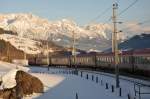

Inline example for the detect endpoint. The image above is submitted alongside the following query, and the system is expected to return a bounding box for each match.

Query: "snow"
[0,61,29,89]
[0,61,29,73]
[1,69,18,89]
[0,34,41,54]
[26,67,122,99]
[0,61,149,99]
[0,13,110,40]
[27,67,150,99]
[55,38,61,42]
[27,73,65,99]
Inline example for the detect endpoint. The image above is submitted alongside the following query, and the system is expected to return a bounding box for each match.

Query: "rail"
[134,82,150,99]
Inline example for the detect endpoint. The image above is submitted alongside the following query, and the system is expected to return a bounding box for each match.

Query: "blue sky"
[0,0,150,26]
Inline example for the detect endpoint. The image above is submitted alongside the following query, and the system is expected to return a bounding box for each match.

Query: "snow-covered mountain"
[0,13,114,51]
[0,34,41,54]
[105,33,150,52]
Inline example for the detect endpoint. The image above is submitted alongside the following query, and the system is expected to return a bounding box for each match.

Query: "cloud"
[124,22,150,32]
[122,21,150,38]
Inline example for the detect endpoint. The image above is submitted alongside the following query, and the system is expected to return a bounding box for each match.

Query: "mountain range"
[1,13,149,53]
[0,13,116,51]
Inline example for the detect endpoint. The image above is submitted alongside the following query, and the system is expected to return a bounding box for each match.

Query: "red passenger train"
[28,48,150,77]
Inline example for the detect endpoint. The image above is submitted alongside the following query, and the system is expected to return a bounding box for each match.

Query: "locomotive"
[28,48,150,76]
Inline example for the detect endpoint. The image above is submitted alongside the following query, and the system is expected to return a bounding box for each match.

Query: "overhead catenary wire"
[88,0,140,35]
[89,0,138,24]
[120,19,150,31]
[88,6,112,24]
[118,0,139,16]
[107,0,139,22]
[88,0,119,24]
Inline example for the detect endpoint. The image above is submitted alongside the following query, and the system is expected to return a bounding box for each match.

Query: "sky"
[0,0,150,27]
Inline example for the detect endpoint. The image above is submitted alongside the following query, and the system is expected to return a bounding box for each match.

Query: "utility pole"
[112,3,120,88]
[46,40,49,66]
[72,30,76,67]
[48,33,53,71]
[7,43,10,62]
[72,30,78,75]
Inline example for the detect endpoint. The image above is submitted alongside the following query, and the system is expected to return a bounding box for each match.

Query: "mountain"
[0,39,26,62]
[0,13,113,51]
[0,34,41,54]
[119,33,150,50]
[0,28,70,62]
[105,33,150,52]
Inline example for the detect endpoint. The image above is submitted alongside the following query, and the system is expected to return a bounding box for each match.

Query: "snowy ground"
[0,61,150,99]
[28,67,150,99]
[0,61,29,74]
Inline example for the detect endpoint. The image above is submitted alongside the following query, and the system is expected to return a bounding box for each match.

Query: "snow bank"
[26,73,65,99]
[0,61,30,89]
[0,61,29,73]
[12,59,28,66]
[1,69,18,89]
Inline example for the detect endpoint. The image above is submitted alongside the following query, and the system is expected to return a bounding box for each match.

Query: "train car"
[96,52,114,69]
[118,50,134,72]
[35,57,49,66]
[51,55,70,67]
[28,48,150,77]
[132,49,150,76]
[28,57,36,65]
[28,57,49,66]
[74,53,96,68]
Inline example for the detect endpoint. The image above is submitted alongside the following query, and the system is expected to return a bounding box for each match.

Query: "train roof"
[31,48,150,59]
[133,48,150,55]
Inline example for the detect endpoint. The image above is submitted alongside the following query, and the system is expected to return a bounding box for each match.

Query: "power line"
[88,6,112,24]
[121,19,150,31]
[88,0,119,24]
[118,0,139,16]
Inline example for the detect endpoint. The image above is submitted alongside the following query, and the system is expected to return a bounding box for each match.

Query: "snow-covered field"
[0,61,150,99]
[29,67,150,99]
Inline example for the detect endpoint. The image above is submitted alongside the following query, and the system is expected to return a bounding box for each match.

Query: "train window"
[103,57,105,62]
[105,57,106,62]
[120,56,122,63]
[97,57,99,61]
[98,57,100,61]
[122,57,125,63]
[108,57,111,63]
[136,56,140,64]
[137,56,142,64]
[137,56,140,64]
[100,57,101,61]
[105,57,107,62]
[104,57,106,62]
[129,56,132,64]
[106,57,107,62]
[123,57,129,63]
[147,57,150,64]
[107,57,110,62]
[134,56,137,64]
[107,57,109,62]
[142,56,150,64]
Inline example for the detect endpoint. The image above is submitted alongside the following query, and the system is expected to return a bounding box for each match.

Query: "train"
[28,48,150,77]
